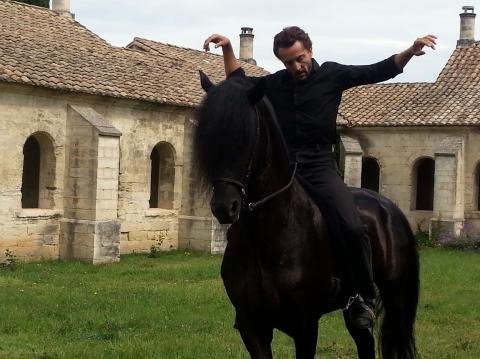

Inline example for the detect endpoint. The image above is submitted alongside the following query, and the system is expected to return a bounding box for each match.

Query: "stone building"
[338,6,480,239]
[1,0,478,264]
[0,0,265,262]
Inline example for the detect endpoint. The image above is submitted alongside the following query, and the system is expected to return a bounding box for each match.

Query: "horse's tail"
[378,207,419,359]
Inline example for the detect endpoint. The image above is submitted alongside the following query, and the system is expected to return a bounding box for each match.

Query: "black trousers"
[291,148,376,299]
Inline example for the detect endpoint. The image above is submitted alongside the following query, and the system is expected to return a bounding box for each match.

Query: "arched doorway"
[149,142,175,209]
[413,157,435,210]
[475,162,480,211]
[361,157,380,192]
[21,132,56,208]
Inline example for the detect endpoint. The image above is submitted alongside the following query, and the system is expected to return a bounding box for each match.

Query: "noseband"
[212,106,297,212]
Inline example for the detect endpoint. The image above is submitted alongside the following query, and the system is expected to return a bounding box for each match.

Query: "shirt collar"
[298,58,319,83]
[280,58,320,84]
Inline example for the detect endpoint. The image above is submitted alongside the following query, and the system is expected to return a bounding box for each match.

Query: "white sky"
[70,1,478,83]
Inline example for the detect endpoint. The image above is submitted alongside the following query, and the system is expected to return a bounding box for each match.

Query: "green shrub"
[415,230,434,248]
[1,249,17,271]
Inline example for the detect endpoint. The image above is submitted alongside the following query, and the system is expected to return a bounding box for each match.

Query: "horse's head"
[194,71,266,224]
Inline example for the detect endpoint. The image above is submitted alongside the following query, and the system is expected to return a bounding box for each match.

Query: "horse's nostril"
[230,200,239,216]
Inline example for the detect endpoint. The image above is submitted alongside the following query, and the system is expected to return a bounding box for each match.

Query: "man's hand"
[411,35,437,56]
[203,33,241,76]
[394,34,437,70]
[203,34,232,52]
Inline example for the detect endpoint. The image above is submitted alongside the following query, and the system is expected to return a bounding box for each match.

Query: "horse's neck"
[244,101,295,216]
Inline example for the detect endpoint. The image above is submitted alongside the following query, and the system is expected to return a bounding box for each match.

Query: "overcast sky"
[70,1,477,83]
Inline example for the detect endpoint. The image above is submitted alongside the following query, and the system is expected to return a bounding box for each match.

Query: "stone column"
[339,135,363,187]
[430,137,465,239]
[59,105,122,263]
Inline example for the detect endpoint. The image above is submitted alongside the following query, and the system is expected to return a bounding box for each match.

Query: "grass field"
[0,248,478,358]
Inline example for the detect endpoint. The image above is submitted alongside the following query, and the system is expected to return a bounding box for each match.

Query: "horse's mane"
[194,76,257,191]
[194,76,290,192]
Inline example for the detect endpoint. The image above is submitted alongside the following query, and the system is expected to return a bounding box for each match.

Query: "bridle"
[211,105,297,212]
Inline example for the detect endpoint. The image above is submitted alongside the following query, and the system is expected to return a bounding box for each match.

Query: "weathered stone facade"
[0,82,216,262]
[340,127,480,239]
[0,0,273,263]
[1,1,479,263]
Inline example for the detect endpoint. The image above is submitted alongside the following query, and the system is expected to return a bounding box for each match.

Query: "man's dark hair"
[273,26,312,58]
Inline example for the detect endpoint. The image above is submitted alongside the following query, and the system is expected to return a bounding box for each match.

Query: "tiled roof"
[339,42,480,127]
[127,38,267,84]
[1,1,478,126]
[0,0,267,107]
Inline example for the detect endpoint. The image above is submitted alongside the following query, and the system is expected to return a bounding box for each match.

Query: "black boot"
[345,294,376,329]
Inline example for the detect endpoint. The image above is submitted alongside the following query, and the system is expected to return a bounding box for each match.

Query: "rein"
[212,105,297,212]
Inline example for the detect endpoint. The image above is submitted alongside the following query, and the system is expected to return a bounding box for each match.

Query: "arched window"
[475,162,480,211]
[361,157,380,192]
[149,142,175,209]
[21,132,56,209]
[413,158,435,210]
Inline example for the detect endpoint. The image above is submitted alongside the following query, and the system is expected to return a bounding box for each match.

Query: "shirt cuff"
[388,54,404,76]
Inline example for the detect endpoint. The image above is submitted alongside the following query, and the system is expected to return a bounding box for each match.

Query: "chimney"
[239,27,257,65]
[52,0,74,18]
[457,5,476,48]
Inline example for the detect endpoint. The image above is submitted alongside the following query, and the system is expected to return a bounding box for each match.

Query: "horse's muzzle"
[210,183,242,224]
[211,196,241,224]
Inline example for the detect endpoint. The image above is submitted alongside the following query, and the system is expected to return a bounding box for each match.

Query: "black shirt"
[230,56,402,148]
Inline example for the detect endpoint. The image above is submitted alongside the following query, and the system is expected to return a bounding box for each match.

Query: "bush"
[1,249,17,271]
[415,230,434,248]
[416,221,480,252]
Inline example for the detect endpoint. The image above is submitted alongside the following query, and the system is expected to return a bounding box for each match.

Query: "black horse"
[194,72,419,359]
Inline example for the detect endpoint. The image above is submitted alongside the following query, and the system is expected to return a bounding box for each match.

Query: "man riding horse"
[203,27,436,330]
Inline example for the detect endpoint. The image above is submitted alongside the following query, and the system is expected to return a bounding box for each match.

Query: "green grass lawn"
[0,248,478,358]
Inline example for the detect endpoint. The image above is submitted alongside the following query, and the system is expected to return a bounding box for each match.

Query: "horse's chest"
[224,256,308,311]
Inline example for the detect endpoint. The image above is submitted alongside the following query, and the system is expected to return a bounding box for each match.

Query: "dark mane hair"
[194,77,257,190]
[273,26,312,57]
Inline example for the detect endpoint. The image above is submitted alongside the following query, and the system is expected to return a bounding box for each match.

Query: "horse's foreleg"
[293,320,319,359]
[236,314,273,359]
[342,311,375,359]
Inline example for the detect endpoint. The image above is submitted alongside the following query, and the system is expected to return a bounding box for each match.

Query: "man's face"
[277,41,313,81]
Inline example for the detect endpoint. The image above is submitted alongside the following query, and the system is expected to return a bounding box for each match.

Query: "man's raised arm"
[203,34,241,77]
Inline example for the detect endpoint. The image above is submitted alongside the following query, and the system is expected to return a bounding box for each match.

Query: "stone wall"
[0,83,66,261]
[177,113,225,252]
[0,82,215,262]
[98,102,187,254]
[340,126,480,236]
[7,80,479,261]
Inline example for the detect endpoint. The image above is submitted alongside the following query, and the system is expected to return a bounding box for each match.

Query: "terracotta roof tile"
[0,0,268,107]
[339,42,480,127]
[2,0,478,126]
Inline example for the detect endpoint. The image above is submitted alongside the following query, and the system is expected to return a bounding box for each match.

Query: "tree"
[16,0,50,8]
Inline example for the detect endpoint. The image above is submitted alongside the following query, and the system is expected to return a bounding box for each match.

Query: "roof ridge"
[3,0,52,12]
[354,81,433,89]
[134,37,224,58]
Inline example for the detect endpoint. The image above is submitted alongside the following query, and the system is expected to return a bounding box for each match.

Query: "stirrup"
[343,294,376,329]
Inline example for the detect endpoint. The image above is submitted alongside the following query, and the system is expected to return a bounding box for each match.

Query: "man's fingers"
[423,35,437,48]
[203,34,219,52]
[203,34,229,52]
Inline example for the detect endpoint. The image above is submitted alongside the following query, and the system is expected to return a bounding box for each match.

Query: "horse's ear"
[246,77,266,104]
[199,70,215,93]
